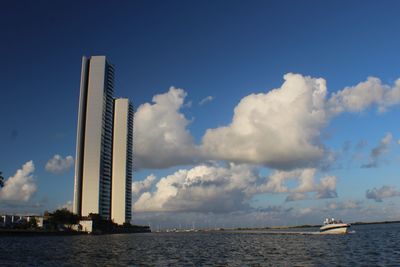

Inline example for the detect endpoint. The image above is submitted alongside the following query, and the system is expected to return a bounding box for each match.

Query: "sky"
[1,0,400,228]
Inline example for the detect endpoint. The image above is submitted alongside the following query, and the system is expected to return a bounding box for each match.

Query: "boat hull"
[320,223,350,234]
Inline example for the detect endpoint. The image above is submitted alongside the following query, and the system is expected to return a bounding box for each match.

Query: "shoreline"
[0,229,87,237]
[0,226,151,237]
[2,220,399,236]
[231,220,400,231]
[0,230,152,237]
[233,221,400,230]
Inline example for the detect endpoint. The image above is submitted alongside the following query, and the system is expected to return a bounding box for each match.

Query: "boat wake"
[232,230,355,235]
[270,230,356,235]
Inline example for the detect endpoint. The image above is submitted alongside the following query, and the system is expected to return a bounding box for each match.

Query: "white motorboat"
[320,218,350,234]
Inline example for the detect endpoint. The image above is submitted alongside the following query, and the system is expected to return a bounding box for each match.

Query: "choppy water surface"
[1,223,400,266]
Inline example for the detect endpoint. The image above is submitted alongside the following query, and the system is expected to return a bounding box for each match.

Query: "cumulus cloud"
[362,132,392,168]
[132,174,156,196]
[284,170,337,201]
[366,186,400,202]
[133,163,337,213]
[201,73,329,170]
[248,168,337,200]
[133,87,199,169]
[133,74,400,171]
[133,164,258,213]
[285,176,337,201]
[328,77,400,114]
[201,74,400,170]
[45,154,74,174]
[0,161,37,202]
[316,176,338,199]
[199,96,214,106]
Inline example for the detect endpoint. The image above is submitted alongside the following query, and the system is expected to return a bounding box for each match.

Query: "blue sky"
[1,0,400,227]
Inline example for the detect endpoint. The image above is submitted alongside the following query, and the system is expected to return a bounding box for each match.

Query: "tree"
[28,217,38,229]
[50,209,79,229]
[0,171,4,188]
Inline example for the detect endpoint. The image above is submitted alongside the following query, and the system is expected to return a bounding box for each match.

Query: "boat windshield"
[324,218,343,225]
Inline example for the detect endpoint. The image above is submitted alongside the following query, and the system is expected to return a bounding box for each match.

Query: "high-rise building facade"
[73,56,115,219]
[111,98,133,224]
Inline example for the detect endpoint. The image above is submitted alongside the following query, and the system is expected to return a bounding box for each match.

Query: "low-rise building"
[0,214,44,229]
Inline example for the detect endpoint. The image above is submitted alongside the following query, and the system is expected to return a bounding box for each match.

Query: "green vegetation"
[83,214,151,234]
[47,209,79,230]
[12,217,38,230]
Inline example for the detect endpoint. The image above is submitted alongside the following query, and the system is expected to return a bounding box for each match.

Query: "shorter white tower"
[111,98,133,224]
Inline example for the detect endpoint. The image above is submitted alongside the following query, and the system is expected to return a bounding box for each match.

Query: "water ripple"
[1,223,400,266]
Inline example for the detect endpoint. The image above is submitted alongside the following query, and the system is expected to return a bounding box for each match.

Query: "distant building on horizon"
[111,98,133,224]
[73,56,133,223]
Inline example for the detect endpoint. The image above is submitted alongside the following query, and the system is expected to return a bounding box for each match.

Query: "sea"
[1,223,399,266]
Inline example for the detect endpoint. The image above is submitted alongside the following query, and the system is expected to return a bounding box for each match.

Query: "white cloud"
[132,174,156,195]
[45,154,74,174]
[366,186,400,202]
[133,163,337,213]
[284,170,337,201]
[133,87,199,169]
[328,77,400,114]
[316,176,338,199]
[201,74,400,170]
[250,168,334,197]
[199,96,214,106]
[0,161,37,202]
[201,73,329,169]
[285,175,337,201]
[362,132,392,168]
[133,164,258,213]
[133,74,400,171]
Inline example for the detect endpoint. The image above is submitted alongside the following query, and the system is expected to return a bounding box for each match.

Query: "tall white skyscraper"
[111,98,133,224]
[73,56,115,219]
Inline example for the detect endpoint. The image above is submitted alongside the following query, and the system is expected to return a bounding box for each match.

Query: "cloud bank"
[133,73,400,171]
[129,73,400,224]
[0,161,37,202]
[133,163,337,213]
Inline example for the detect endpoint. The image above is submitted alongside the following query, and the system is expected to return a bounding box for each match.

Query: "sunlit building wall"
[73,56,115,219]
[111,98,133,224]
